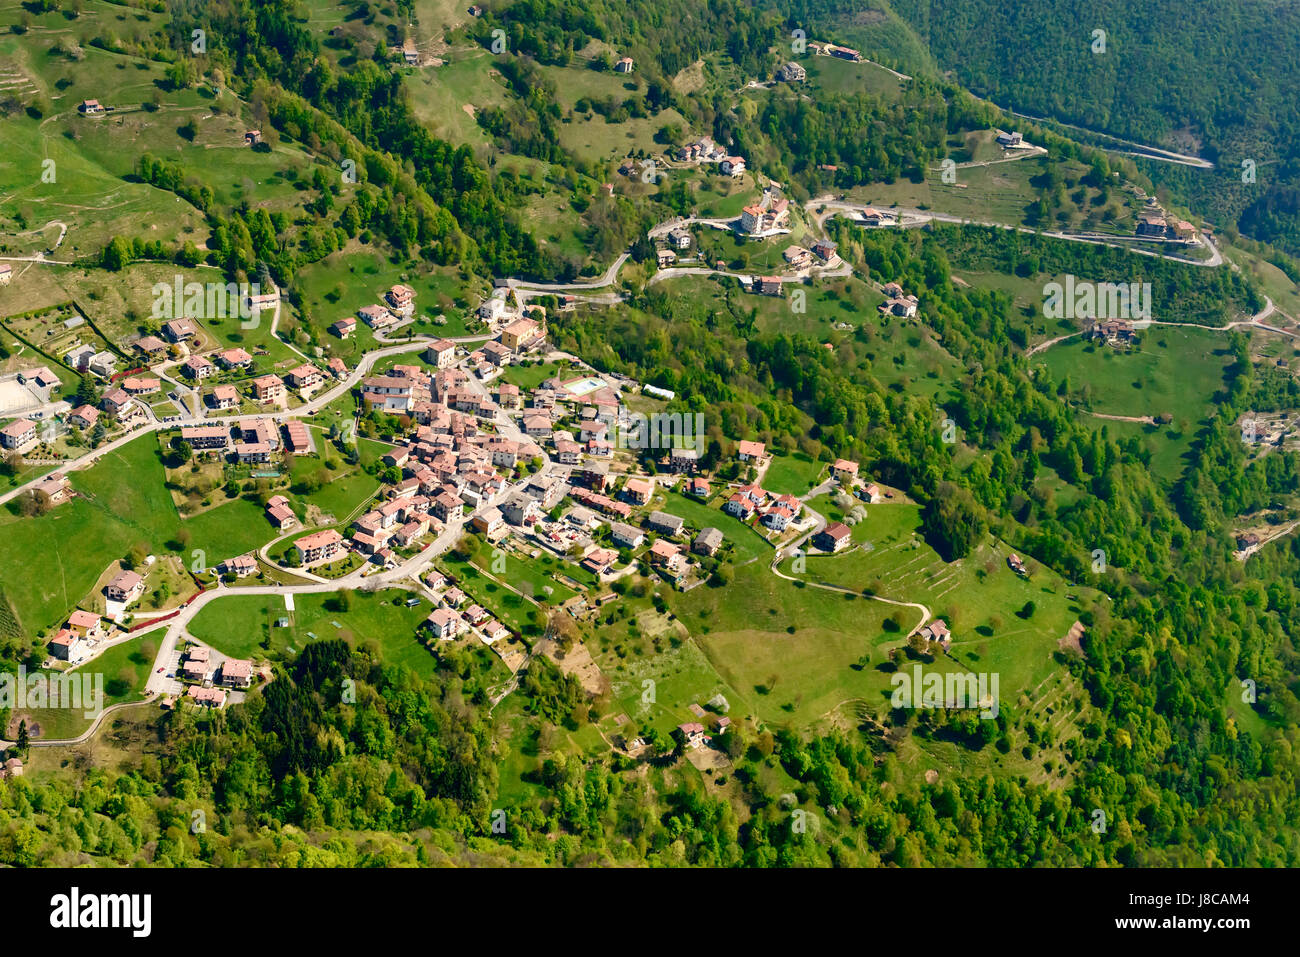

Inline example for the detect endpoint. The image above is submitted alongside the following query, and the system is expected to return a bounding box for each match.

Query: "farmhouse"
[832,458,859,483]
[776,61,807,82]
[877,281,920,316]
[693,526,724,556]
[78,99,105,114]
[615,56,634,73]
[678,722,708,749]
[919,619,952,651]
[1090,320,1135,344]
[32,474,71,507]
[1136,213,1168,237]
[331,317,357,339]
[265,495,297,530]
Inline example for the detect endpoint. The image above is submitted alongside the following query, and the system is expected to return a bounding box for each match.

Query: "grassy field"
[0,432,306,636]
[436,556,537,636]
[500,360,571,391]
[762,453,825,495]
[656,490,771,563]
[776,508,1089,697]
[1039,325,1235,431]
[293,246,475,351]
[188,588,439,673]
[6,634,157,742]
[404,54,504,152]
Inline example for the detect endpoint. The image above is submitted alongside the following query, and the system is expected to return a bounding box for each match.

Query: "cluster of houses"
[46,609,107,666]
[64,342,120,379]
[421,570,512,644]
[348,283,418,333]
[655,227,693,268]
[739,195,791,236]
[180,644,256,710]
[722,483,804,531]
[1087,320,1136,345]
[878,281,919,318]
[676,137,746,179]
[1135,202,1199,243]
[179,416,310,464]
[782,238,841,273]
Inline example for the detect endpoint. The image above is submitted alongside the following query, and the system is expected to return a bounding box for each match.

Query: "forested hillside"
[789,0,1300,256]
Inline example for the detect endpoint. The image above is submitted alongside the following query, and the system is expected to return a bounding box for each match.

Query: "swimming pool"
[562,376,607,396]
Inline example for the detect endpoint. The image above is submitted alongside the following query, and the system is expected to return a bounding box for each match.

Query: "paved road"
[1026,296,1283,358]
[811,199,1226,267]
